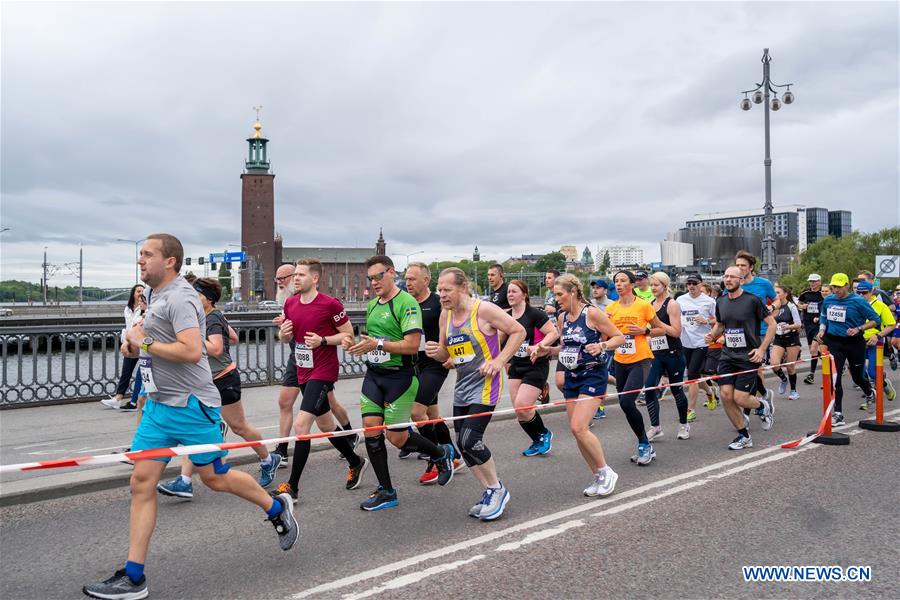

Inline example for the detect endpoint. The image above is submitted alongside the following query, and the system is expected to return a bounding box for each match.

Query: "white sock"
[487,482,501,490]
[260,455,273,467]
[179,475,191,485]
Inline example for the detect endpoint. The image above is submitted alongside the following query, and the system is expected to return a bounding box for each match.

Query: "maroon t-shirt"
[283,292,349,384]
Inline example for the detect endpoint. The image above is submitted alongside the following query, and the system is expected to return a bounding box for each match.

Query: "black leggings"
[615,359,651,444]
[453,404,495,467]
[824,334,871,413]
[115,356,139,396]
[645,353,689,426]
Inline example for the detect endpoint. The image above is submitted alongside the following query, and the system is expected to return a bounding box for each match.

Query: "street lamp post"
[117,238,142,285]
[403,250,424,270]
[740,48,795,281]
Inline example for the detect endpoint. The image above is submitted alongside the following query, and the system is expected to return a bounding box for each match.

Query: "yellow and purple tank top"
[446,300,502,406]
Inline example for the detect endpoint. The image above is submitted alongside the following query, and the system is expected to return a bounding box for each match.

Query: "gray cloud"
[1,1,897,288]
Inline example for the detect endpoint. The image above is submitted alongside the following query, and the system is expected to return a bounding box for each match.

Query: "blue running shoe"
[536,430,553,455]
[594,406,606,420]
[435,444,456,486]
[360,486,398,511]
[157,476,193,499]
[257,453,282,488]
[522,439,542,457]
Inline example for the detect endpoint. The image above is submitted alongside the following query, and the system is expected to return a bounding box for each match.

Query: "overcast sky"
[1,1,897,289]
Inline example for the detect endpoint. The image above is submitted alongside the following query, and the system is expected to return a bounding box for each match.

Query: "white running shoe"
[100,396,121,409]
[778,380,788,396]
[788,390,799,401]
[677,424,691,440]
[728,434,753,450]
[646,425,664,441]
[584,467,618,497]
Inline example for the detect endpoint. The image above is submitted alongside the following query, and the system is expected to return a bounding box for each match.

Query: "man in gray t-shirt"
[85,233,297,600]
[137,276,220,408]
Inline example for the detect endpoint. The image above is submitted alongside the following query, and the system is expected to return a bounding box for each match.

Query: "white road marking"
[12,442,56,450]
[495,519,584,552]
[291,411,899,600]
[340,555,486,600]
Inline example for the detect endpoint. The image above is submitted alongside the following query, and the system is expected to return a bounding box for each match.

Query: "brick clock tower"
[240,114,277,301]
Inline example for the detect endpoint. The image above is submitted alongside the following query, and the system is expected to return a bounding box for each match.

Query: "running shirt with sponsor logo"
[714,291,767,360]
[489,282,511,312]
[283,292,349,384]
[510,304,550,368]
[446,299,502,406]
[819,294,880,338]
[365,290,423,368]
[773,303,802,337]
[676,292,716,349]
[139,276,221,408]
[605,297,655,364]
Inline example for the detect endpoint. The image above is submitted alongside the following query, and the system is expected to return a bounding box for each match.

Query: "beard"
[275,283,295,304]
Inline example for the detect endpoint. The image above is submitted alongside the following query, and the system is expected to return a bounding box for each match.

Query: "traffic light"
[198,257,205,265]
[185,257,192,266]
[210,262,216,270]
[225,263,232,271]
[240,261,248,270]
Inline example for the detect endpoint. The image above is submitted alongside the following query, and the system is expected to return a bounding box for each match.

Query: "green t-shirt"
[635,287,655,302]
[365,290,423,368]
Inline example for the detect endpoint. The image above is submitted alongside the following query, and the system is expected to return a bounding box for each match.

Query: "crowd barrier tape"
[0,355,824,474]
[781,354,837,449]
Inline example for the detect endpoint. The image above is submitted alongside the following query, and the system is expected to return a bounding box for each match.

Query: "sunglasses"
[686,281,699,286]
[367,269,390,282]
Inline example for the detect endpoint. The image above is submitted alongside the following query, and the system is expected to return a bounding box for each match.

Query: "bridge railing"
[0,318,369,409]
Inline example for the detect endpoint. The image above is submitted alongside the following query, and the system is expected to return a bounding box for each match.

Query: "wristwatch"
[141,336,154,352]
[376,339,385,353]
[645,324,652,335]
[320,335,327,346]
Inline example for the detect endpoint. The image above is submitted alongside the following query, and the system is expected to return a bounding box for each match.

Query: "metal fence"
[0,320,369,408]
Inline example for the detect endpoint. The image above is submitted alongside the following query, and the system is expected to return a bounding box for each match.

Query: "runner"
[605,271,668,465]
[157,278,282,499]
[677,274,718,421]
[273,259,367,503]
[644,272,691,441]
[404,262,463,485]
[590,278,613,310]
[533,274,625,494]
[633,271,654,302]
[770,284,803,401]
[735,251,777,413]
[856,280,896,408]
[83,234,296,600]
[344,256,455,511]
[857,270,897,369]
[425,267,525,520]
[796,274,825,385]
[506,279,558,456]
[705,266,776,450]
[815,273,880,427]
[487,263,511,313]
[543,270,560,316]
[272,264,357,468]
[103,284,147,411]
[892,287,900,368]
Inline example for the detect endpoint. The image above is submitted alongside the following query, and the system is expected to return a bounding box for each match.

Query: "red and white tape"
[0,356,821,473]
[781,354,837,449]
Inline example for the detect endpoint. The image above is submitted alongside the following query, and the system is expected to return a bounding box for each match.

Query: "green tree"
[217,263,233,300]
[535,252,566,274]
[599,251,611,275]
[779,228,900,293]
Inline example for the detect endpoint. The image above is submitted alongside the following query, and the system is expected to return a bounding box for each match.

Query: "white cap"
[808,273,822,282]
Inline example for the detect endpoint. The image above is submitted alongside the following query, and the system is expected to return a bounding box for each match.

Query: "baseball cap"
[807,273,822,282]
[634,270,648,279]
[829,273,849,287]
[856,280,873,292]
[686,273,703,283]
[591,279,609,288]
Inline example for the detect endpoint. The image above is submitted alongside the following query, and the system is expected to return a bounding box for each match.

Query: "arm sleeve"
[399,296,423,335]
[170,296,202,334]
[789,304,802,325]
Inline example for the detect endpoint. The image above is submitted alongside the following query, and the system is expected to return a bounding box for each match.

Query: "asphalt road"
[1,373,898,599]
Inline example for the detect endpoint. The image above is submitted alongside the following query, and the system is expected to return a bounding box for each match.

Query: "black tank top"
[651,297,683,356]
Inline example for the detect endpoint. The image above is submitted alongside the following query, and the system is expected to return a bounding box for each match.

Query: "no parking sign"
[875,255,900,278]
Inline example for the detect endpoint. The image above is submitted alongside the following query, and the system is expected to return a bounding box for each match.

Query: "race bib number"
[294,344,314,369]
[139,357,158,394]
[775,323,786,336]
[724,328,747,348]
[650,336,669,352]
[806,302,819,314]
[559,347,580,370]
[448,334,476,365]
[826,305,846,323]
[616,335,636,355]
[366,338,390,364]
[514,342,529,358]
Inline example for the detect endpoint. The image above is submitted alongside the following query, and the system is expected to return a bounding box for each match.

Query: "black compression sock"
[275,442,289,456]
[519,413,546,442]
[341,422,353,431]
[401,431,443,459]
[773,368,787,382]
[418,423,437,445]
[364,435,392,490]
[328,435,362,467]
[739,428,749,437]
[433,421,460,457]
[810,358,818,373]
[788,373,797,391]
[288,439,311,490]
